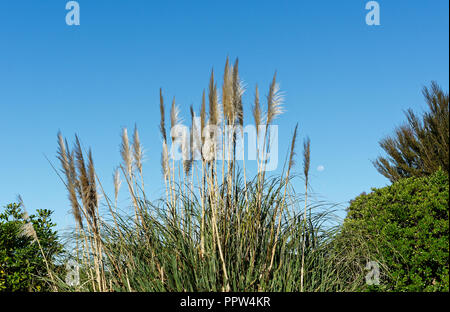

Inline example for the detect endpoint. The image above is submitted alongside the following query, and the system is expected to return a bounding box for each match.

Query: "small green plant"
[0,203,62,291]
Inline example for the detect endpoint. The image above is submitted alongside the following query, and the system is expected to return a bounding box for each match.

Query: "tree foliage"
[374,81,449,182]
[0,203,62,291]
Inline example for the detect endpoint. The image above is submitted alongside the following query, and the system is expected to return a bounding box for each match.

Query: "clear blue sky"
[1,0,448,232]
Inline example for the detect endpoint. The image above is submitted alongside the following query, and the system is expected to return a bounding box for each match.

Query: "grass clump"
[50,58,369,292]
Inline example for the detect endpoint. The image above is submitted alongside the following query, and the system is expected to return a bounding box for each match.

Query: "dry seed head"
[303,137,311,183]
[57,133,83,228]
[170,97,182,142]
[19,222,38,243]
[121,128,133,177]
[208,69,220,126]
[161,140,169,180]
[266,72,285,125]
[74,135,91,213]
[191,108,201,160]
[159,88,167,142]
[132,125,143,175]
[200,90,206,146]
[68,151,83,228]
[233,58,244,127]
[87,149,98,204]
[17,196,38,243]
[182,126,192,175]
[113,167,121,204]
[253,85,261,136]
[222,57,234,124]
[57,132,70,174]
[86,149,99,230]
[288,124,299,172]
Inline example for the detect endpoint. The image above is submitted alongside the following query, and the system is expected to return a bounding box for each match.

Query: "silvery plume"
[19,212,38,243]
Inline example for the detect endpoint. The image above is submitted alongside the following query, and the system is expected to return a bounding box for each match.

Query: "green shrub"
[0,203,62,291]
[341,170,449,291]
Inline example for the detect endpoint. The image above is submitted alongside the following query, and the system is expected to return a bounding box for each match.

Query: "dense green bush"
[0,203,62,291]
[341,170,449,291]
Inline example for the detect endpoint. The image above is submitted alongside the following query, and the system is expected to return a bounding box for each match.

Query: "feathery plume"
[57,132,83,228]
[19,222,38,243]
[266,72,284,125]
[233,58,244,127]
[288,124,299,172]
[208,69,219,126]
[253,85,261,136]
[182,124,192,176]
[74,135,91,213]
[113,167,121,204]
[132,124,143,175]
[303,137,311,184]
[87,149,98,220]
[161,141,169,180]
[121,128,132,177]
[222,57,234,124]
[200,90,206,147]
[68,149,83,224]
[206,69,220,162]
[159,88,167,142]
[170,97,181,142]
[57,132,70,175]
[190,105,199,158]
[17,196,38,243]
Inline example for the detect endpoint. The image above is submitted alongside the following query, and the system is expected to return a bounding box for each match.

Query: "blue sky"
[0,0,448,232]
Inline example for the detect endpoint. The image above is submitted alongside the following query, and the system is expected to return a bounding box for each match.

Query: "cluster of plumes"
[57,122,145,292]
[53,58,326,292]
[58,130,143,292]
[158,57,285,174]
[57,133,98,233]
[119,125,146,216]
[120,127,145,179]
[222,58,244,128]
[158,57,245,177]
[373,81,449,182]
[265,72,284,126]
[155,58,291,288]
